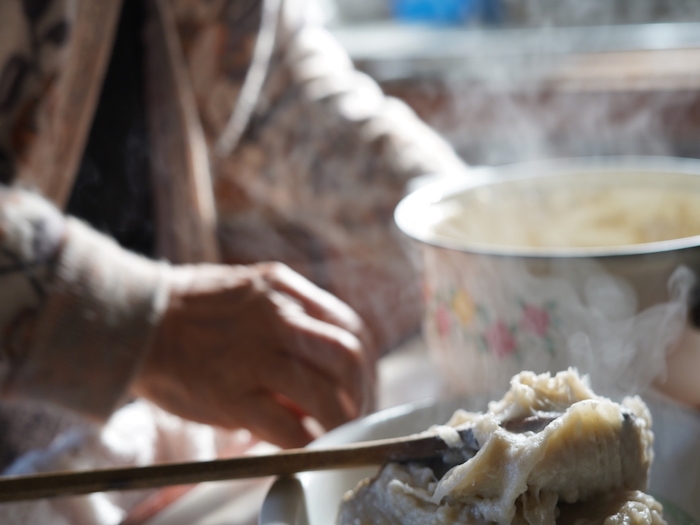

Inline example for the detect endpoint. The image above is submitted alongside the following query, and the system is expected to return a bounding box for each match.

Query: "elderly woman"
[0,0,467,520]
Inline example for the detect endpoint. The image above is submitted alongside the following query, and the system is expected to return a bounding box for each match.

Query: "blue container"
[392,0,503,25]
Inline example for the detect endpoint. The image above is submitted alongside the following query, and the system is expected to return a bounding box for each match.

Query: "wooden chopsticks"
[0,429,476,502]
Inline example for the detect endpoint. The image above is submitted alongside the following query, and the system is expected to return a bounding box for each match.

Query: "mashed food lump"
[338,369,665,525]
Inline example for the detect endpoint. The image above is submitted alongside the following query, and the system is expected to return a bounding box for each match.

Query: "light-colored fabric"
[0,0,79,191]
[212,11,469,350]
[4,216,169,419]
[0,187,169,420]
[15,0,123,207]
[0,187,66,386]
[0,398,260,525]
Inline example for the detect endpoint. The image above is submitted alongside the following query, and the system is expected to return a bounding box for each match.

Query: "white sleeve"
[0,186,169,420]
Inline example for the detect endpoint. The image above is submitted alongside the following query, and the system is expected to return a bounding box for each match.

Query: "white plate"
[261,393,700,525]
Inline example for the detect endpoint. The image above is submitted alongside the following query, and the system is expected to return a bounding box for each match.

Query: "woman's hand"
[131,262,376,449]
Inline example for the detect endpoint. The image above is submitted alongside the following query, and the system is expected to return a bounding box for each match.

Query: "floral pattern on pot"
[484,320,517,358]
[429,288,559,360]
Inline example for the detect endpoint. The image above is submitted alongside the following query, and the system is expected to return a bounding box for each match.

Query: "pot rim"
[395,155,700,259]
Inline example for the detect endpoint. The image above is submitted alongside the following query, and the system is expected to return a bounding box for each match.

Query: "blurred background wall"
[320,0,700,165]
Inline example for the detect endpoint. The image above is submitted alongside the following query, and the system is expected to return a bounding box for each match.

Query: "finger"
[235,393,314,449]
[275,306,370,414]
[259,262,365,335]
[261,354,357,430]
[264,263,379,369]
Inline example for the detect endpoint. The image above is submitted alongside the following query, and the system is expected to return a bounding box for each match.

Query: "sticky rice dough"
[338,369,665,525]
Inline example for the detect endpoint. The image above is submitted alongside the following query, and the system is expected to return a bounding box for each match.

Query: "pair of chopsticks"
[0,428,476,502]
